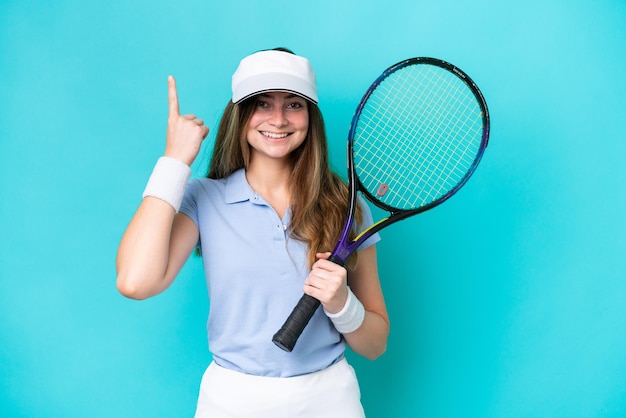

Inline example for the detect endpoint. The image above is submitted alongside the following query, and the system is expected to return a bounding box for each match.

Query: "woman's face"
[246,91,309,163]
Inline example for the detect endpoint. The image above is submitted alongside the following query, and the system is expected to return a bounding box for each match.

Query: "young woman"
[116,48,389,417]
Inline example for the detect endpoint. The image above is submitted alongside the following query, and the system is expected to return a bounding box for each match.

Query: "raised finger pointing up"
[168,75,180,118]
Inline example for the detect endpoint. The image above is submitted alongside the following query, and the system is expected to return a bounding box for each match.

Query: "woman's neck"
[246,158,292,218]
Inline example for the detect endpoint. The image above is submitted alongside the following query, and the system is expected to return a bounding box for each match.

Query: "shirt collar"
[224,168,292,223]
[224,168,255,204]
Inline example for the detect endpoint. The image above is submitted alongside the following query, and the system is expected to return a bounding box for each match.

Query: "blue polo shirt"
[179,168,380,377]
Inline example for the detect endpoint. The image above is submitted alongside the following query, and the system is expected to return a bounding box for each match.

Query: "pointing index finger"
[168,75,180,117]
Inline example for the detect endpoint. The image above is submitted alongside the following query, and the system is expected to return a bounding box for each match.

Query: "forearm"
[343,245,389,359]
[343,310,389,360]
[116,197,177,299]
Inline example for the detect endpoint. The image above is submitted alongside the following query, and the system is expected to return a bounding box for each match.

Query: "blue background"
[2,0,626,416]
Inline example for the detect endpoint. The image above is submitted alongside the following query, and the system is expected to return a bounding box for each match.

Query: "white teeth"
[262,131,289,139]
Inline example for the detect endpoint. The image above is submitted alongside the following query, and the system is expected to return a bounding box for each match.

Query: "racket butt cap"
[272,332,296,352]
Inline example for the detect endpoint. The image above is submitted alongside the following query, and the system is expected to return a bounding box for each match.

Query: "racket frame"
[332,57,490,262]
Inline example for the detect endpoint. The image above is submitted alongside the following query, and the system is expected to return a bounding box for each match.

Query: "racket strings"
[416,77,480,199]
[391,67,480,182]
[357,74,435,203]
[353,63,484,210]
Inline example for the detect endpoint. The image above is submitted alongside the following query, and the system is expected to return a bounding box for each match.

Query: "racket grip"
[272,294,321,352]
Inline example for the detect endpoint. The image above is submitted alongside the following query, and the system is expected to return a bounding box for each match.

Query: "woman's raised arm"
[116,76,208,299]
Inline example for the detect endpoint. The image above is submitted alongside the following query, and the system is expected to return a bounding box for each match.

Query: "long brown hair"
[207,98,362,269]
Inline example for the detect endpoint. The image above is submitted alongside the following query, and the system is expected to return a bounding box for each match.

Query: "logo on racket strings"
[377,183,389,197]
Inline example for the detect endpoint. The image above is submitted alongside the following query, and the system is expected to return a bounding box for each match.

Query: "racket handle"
[272,294,321,352]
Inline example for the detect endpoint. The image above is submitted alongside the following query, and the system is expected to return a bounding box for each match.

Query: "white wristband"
[142,157,191,212]
[324,287,365,334]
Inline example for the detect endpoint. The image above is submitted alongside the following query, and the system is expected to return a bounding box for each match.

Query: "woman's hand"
[165,76,209,166]
[303,252,349,314]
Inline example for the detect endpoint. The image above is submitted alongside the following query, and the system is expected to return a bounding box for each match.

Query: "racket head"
[354,57,488,215]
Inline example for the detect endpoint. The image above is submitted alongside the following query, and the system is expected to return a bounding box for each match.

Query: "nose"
[269,106,288,127]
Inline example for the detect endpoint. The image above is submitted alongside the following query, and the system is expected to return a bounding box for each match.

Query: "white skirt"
[194,358,365,418]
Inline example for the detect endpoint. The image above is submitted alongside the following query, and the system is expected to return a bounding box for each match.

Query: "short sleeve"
[179,179,201,247]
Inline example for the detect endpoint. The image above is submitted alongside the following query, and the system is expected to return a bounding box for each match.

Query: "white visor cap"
[231,50,318,104]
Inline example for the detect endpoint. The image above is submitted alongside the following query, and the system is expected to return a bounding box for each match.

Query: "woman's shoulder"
[187,176,225,195]
[187,169,245,197]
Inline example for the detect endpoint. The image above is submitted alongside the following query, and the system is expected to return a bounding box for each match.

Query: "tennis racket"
[272,57,490,352]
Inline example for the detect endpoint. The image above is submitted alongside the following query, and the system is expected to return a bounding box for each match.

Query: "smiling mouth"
[261,131,290,139]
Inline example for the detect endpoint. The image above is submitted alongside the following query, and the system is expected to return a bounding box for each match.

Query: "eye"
[255,100,269,108]
[287,101,305,110]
